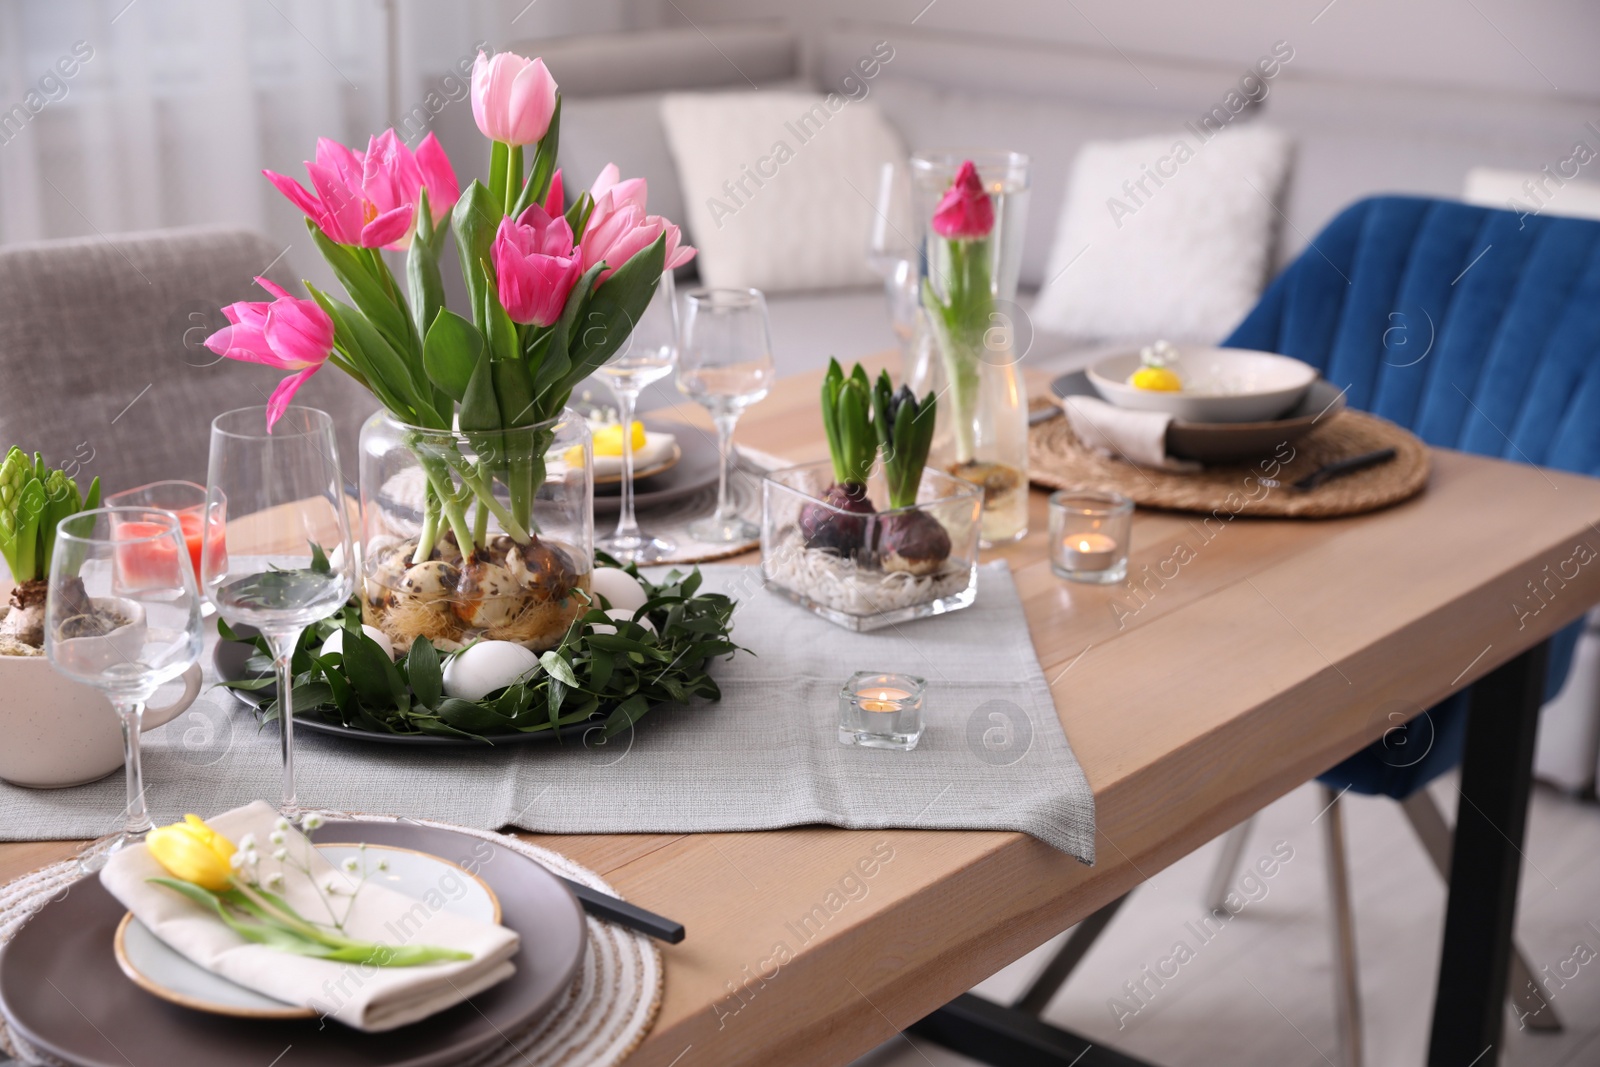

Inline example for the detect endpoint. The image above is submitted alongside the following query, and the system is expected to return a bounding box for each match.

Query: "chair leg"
[1012,891,1131,1016]
[1399,790,1562,1032]
[1322,787,1365,1067]
[1204,817,1254,911]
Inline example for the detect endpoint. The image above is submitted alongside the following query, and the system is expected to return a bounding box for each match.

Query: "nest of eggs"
[363,532,590,653]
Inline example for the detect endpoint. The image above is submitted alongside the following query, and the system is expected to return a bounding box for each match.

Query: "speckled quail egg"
[453,562,521,629]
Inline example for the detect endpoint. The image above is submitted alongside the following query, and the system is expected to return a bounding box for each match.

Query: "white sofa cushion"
[660,91,905,293]
[1032,125,1293,343]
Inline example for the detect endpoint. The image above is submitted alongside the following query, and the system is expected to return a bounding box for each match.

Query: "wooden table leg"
[1427,640,1548,1065]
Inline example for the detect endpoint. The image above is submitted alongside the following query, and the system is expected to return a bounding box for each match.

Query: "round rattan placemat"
[0,816,661,1067]
[1028,410,1431,518]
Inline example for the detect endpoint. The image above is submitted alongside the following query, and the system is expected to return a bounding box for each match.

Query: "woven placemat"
[1028,409,1431,518]
[0,816,661,1067]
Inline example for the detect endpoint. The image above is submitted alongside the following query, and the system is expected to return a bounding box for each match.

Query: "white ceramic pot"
[1088,347,1319,423]
[0,655,202,789]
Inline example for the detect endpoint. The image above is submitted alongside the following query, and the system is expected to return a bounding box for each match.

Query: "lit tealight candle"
[1062,532,1118,571]
[839,671,927,751]
[858,687,911,713]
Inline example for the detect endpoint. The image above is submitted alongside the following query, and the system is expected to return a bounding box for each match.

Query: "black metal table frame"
[908,640,1549,1067]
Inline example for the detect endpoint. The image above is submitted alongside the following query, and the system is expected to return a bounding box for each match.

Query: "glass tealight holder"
[1049,489,1133,584]
[839,671,927,751]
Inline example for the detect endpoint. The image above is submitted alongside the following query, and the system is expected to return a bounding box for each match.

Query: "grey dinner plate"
[593,421,721,514]
[1051,369,1347,463]
[0,820,586,1067]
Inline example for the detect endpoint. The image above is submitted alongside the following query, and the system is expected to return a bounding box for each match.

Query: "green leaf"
[422,309,483,403]
[309,542,330,575]
[407,187,447,342]
[407,637,442,709]
[602,693,650,738]
[452,182,501,325]
[560,235,666,399]
[340,625,401,707]
[458,345,502,434]
[513,95,561,217]
[539,650,580,688]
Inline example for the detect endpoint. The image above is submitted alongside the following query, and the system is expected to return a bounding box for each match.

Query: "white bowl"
[1087,347,1319,424]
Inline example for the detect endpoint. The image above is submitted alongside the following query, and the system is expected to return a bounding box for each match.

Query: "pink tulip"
[931,160,994,240]
[579,165,694,277]
[471,51,558,147]
[493,203,582,327]
[362,130,459,245]
[587,163,647,216]
[266,130,457,250]
[204,278,336,431]
[544,168,565,215]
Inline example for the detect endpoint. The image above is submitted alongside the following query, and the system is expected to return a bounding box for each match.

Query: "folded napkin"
[100,801,520,1032]
[1060,393,1202,471]
[592,431,677,477]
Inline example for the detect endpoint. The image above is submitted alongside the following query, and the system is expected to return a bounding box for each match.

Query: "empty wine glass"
[597,271,678,563]
[203,407,354,816]
[677,288,775,543]
[866,161,923,379]
[46,508,203,867]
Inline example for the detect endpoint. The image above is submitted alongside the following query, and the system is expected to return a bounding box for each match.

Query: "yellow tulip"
[146,814,237,891]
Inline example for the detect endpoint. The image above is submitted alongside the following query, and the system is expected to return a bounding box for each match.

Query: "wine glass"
[597,271,678,563]
[46,508,203,867]
[866,161,922,378]
[676,288,775,543]
[202,406,354,816]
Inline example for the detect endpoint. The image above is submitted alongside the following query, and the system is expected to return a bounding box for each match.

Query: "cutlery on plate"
[1029,403,1063,425]
[560,877,685,943]
[1260,447,1398,491]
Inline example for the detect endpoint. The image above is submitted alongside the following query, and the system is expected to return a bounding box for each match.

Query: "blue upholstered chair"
[1016,197,1597,1061]
[1215,196,1595,1055]
[1226,195,1592,800]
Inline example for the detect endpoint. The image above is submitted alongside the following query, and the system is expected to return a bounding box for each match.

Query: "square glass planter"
[761,460,982,631]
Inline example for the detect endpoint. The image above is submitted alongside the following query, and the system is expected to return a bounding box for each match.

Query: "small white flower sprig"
[228,813,393,934]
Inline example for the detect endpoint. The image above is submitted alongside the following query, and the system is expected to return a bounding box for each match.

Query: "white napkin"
[1060,394,1202,472]
[591,431,676,477]
[100,801,520,1032]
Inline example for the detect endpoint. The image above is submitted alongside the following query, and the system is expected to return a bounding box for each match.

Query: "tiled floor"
[850,776,1600,1067]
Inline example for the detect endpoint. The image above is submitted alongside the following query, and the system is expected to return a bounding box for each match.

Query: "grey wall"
[654,0,1600,102]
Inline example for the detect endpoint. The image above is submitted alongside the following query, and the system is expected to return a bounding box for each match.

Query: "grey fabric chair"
[0,227,376,495]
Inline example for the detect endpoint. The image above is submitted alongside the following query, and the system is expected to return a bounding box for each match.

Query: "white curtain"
[0,0,643,266]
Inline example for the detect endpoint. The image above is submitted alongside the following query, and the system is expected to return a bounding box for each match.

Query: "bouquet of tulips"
[205,50,694,651]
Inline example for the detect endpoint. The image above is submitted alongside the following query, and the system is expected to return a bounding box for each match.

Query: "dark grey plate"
[593,421,722,514]
[213,636,600,748]
[0,820,585,1067]
[1051,370,1347,463]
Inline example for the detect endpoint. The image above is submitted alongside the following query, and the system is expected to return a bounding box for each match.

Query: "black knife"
[1261,447,1398,491]
[560,877,685,943]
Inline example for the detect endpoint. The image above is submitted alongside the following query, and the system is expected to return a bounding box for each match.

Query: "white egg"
[589,566,649,613]
[589,607,657,637]
[320,625,395,661]
[442,641,543,702]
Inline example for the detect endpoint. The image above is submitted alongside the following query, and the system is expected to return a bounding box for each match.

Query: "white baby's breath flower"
[237,833,256,851]
[273,816,290,833]
[229,852,246,870]
[269,830,285,846]
[264,872,284,890]
[324,879,342,895]
[376,860,390,872]
[301,813,325,832]
[341,857,360,873]
[272,848,288,862]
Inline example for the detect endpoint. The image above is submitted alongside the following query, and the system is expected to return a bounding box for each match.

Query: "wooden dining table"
[5,356,1600,1067]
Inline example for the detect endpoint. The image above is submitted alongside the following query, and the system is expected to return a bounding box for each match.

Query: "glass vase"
[909,150,1032,546]
[760,460,981,632]
[357,411,594,653]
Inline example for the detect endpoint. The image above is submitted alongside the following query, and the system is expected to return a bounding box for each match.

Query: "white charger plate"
[113,844,501,1019]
